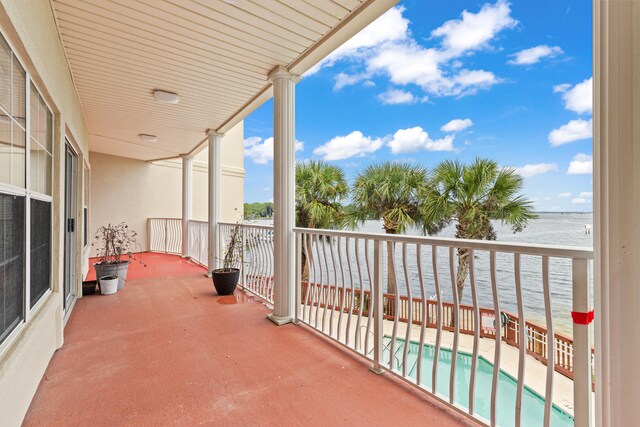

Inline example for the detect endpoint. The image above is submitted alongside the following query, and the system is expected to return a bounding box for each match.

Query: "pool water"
[382,337,574,427]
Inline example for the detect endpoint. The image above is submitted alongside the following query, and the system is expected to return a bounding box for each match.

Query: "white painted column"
[594,2,640,425]
[207,131,224,275]
[268,66,299,325]
[181,155,193,258]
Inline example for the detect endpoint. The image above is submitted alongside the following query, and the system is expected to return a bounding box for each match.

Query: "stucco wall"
[89,122,245,256]
[0,1,90,426]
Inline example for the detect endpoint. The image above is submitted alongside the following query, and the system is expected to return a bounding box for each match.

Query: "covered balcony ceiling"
[50,0,397,161]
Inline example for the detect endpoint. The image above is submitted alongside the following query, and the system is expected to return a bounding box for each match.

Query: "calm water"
[251,213,593,335]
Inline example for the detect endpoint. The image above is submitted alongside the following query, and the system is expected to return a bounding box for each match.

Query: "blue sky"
[243,0,593,212]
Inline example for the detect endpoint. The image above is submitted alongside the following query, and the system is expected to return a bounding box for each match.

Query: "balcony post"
[594,2,640,425]
[181,155,193,258]
[207,130,224,276]
[268,65,299,325]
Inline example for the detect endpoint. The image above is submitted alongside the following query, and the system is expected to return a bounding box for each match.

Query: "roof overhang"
[50,0,399,161]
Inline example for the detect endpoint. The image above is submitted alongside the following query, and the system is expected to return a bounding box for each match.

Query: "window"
[0,31,53,344]
[0,194,25,343]
[30,199,50,307]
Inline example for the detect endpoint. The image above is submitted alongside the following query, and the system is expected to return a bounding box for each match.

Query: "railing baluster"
[329,236,339,337]
[432,245,442,395]
[354,238,366,351]
[542,256,554,427]
[364,239,374,355]
[449,246,459,405]
[320,236,331,333]
[514,253,525,427]
[490,251,501,426]
[401,242,412,378]
[345,237,355,347]
[302,233,311,322]
[388,241,400,371]
[295,231,301,323]
[468,249,479,416]
[336,236,346,342]
[371,238,383,374]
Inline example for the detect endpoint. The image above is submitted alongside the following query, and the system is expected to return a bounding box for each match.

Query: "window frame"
[0,28,54,350]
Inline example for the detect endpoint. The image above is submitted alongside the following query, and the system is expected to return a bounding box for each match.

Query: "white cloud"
[579,191,593,198]
[306,6,410,76]
[441,118,473,132]
[313,131,384,160]
[508,45,563,65]
[572,197,589,204]
[431,0,518,55]
[312,3,515,100]
[555,77,593,114]
[553,83,571,93]
[245,136,262,148]
[334,73,368,90]
[513,163,559,177]
[567,153,593,175]
[557,192,572,198]
[377,89,418,105]
[244,137,303,164]
[387,127,454,154]
[548,119,592,146]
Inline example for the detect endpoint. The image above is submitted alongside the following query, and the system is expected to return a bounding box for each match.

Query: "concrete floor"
[24,253,472,426]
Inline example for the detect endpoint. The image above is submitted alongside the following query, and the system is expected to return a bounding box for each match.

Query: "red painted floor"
[26,254,473,426]
[85,252,202,282]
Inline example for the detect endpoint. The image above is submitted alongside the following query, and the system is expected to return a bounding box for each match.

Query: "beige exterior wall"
[89,121,245,256]
[0,1,90,426]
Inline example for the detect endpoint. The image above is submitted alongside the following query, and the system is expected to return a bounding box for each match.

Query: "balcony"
[24,253,469,426]
[137,219,595,426]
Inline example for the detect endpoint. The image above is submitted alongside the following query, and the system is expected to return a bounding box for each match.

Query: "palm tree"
[296,161,349,280]
[296,160,349,229]
[421,158,536,302]
[351,162,429,294]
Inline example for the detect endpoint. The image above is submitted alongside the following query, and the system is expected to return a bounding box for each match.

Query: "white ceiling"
[50,0,397,161]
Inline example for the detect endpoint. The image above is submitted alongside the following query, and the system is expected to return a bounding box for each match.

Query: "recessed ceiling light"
[139,134,158,142]
[153,90,180,104]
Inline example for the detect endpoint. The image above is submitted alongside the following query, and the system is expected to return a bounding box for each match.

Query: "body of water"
[250,213,593,335]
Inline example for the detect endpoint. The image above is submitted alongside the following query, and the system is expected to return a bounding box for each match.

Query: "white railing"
[219,222,274,304]
[187,220,208,266]
[293,227,593,427]
[148,218,182,254]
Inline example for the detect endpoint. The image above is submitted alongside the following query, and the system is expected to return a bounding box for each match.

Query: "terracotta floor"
[25,254,473,427]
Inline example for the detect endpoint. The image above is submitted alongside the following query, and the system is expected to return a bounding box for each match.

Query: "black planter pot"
[211,268,240,295]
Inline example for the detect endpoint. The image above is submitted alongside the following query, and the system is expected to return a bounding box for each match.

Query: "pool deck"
[24,253,473,426]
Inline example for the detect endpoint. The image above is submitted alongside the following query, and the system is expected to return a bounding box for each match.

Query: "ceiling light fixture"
[153,90,180,104]
[139,134,158,142]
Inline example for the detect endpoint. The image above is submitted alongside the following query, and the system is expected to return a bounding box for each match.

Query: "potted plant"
[211,220,243,295]
[92,222,143,290]
[99,275,119,295]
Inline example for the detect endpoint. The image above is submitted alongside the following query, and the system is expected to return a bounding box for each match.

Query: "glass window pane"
[30,199,51,307]
[11,56,25,127]
[12,121,25,188]
[0,36,10,114]
[29,137,38,193]
[29,84,38,140]
[0,113,9,184]
[0,193,25,344]
[45,108,52,154]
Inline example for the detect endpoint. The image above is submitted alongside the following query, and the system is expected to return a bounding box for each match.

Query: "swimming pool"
[381,337,574,427]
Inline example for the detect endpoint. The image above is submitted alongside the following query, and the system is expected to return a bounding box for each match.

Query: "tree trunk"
[456,248,470,302]
[385,232,397,295]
